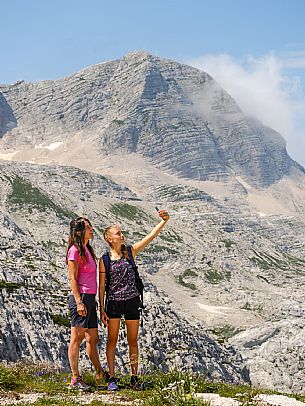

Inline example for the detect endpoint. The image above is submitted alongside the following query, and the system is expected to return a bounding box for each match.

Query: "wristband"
[76,300,83,305]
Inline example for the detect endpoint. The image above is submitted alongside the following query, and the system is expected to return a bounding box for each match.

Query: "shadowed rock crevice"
[0,92,17,138]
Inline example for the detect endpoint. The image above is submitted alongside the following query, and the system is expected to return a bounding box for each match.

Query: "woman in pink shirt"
[66,216,107,390]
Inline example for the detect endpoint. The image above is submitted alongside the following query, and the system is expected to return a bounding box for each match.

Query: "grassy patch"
[183,269,198,278]
[221,239,235,249]
[153,184,211,202]
[176,269,198,292]
[0,365,19,390]
[204,270,231,284]
[50,314,70,328]
[1,365,305,405]
[177,275,197,291]
[144,244,179,255]
[209,325,244,344]
[8,175,75,219]
[159,230,183,243]
[250,250,305,275]
[250,250,283,271]
[0,363,68,394]
[283,252,305,266]
[0,280,22,293]
[109,203,152,223]
[113,119,125,126]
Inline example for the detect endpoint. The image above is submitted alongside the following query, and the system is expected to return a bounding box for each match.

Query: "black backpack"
[102,245,144,309]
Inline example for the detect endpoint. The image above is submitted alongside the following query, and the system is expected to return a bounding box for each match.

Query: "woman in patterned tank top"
[99,208,170,391]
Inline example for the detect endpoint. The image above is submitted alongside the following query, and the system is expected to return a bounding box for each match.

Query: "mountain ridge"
[1,50,303,187]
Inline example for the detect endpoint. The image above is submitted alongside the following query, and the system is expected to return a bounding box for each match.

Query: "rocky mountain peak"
[0,51,303,187]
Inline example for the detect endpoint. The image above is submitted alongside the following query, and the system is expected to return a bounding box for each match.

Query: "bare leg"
[68,327,86,378]
[126,319,140,376]
[106,318,121,377]
[85,328,103,376]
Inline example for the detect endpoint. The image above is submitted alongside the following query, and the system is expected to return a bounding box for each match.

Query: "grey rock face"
[2,155,305,392]
[229,319,305,394]
[0,51,301,187]
[0,160,248,384]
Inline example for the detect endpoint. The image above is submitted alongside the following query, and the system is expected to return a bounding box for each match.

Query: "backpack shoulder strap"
[127,246,144,310]
[126,245,137,271]
[101,252,111,294]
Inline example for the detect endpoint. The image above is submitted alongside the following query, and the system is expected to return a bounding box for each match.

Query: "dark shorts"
[106,296,141,320]
[68,294,98,329]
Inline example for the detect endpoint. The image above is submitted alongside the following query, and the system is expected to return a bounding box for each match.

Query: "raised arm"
[68,260,87,317]
[132,209,170,258]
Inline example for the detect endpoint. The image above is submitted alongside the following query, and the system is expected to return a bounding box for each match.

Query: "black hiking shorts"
[68,293,98,329]
[106,296,141,320]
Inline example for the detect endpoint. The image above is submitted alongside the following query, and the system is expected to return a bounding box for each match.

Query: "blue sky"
[1,0,305,164]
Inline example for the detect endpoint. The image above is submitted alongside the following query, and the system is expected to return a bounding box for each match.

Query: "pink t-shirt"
[67,245,97,294]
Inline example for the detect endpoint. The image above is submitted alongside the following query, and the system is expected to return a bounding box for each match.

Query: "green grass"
[221,239,235,249]
[183,269,198,278]
[159,230,183,243]
[109,203,153,223]
[177,275,197,291]
[209,325,244,344]
[153,185,211,203]
[250,250,305,274]
[0,280,22,293]
[204,270,231,284]
[144,244,179,256]
[113,119,125,126]
[8,175,76,219]
[1,364,305,405]
[50,314,71,328]
[0,364,18,390]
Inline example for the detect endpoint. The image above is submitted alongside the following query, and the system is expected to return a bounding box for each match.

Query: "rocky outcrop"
[229,319,305,394]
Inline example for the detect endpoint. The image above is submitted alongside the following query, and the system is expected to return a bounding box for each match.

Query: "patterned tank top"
[108,255,139,301]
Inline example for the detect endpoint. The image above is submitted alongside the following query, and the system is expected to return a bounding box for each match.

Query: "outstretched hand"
[158,209,170,222]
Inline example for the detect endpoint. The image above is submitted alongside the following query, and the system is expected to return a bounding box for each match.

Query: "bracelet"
[76,300,83,305]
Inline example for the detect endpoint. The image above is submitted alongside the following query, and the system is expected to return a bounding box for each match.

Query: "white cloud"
[282,50,305,69]
[187,53,305,167]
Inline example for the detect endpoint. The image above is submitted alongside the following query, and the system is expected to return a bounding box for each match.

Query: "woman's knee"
[107,335,118,347]
[85,332,99,346]
[70,330,85,346]
[127,337,138,348]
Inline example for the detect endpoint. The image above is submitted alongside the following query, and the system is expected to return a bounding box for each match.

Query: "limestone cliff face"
[2,154,305,391]
[0,160,248,384]
[0,51,300,187]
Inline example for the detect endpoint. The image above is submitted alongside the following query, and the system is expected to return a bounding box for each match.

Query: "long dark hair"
[66,217,97,264]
